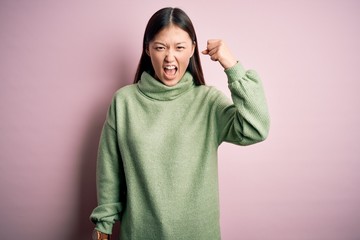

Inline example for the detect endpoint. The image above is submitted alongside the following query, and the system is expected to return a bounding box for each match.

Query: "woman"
[90,7,270,240]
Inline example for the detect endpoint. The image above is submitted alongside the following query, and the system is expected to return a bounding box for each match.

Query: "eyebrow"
[152,41,187,45]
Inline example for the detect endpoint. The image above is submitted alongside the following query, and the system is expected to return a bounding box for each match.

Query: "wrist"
[221,58,237,70]
[92,229,111,240]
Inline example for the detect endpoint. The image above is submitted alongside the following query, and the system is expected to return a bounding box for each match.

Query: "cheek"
[179,55,191,68]
[150,55,162,68]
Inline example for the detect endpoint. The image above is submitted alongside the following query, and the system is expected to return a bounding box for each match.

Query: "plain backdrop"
[1,0,359,239]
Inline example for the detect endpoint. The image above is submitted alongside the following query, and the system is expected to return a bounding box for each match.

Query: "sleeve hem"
[224,62,246,83]
[95,221,114,235]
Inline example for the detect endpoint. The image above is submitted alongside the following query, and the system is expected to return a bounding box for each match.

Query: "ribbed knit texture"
[90,63,270,239]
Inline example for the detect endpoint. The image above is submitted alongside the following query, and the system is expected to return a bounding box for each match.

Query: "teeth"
[164,66,176,69]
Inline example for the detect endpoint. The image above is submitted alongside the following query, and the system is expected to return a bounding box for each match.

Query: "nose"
[165,49,175,62]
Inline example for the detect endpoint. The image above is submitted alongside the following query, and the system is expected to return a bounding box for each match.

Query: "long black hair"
[133,7,205,85]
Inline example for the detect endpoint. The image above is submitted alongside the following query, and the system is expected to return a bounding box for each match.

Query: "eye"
[177,46,185,50]
[155,46,165,51]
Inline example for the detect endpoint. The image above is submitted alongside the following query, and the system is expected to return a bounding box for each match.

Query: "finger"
[201,49,209,55]
[203,39,220,50]
[207,46,218,57]
[203,46,219,61]
[210,55,218,61]
[206,39,221,50]
[206,39,220,46]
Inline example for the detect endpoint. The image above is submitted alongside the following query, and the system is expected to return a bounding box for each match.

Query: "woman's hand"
[202,39,237,70]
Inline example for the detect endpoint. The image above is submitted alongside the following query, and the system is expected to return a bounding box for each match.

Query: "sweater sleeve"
[89,100,126,234]
[216,62,270,145]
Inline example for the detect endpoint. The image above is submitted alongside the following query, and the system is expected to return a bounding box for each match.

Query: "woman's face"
[147,24,195,86]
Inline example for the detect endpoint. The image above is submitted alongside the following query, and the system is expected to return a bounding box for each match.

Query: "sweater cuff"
[224,62,246,84]
[95,221,113,235]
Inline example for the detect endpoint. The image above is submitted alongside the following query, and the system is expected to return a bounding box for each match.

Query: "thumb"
[201,49,209,55]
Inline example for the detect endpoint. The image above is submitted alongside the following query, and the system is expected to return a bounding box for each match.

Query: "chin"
[160,73,181,86]
[161,79,180,86]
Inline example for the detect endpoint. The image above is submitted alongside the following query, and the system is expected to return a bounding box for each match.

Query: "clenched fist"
[202,39,237,70]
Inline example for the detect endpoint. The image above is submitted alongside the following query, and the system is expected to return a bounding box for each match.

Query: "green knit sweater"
[90,63,270,239]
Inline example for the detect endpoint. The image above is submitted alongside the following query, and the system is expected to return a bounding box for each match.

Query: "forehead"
[152,24,192,43]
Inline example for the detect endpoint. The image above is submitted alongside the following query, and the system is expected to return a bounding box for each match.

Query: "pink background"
[1,1,359,239]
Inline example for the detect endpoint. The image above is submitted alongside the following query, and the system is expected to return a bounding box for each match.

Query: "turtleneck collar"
[137,71,195,101]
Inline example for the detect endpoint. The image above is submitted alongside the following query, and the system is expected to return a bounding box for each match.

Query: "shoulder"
[112,84,138,101]
[194,85,229,102]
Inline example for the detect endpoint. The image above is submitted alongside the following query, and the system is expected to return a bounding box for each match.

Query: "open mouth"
[163,65,177,76]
